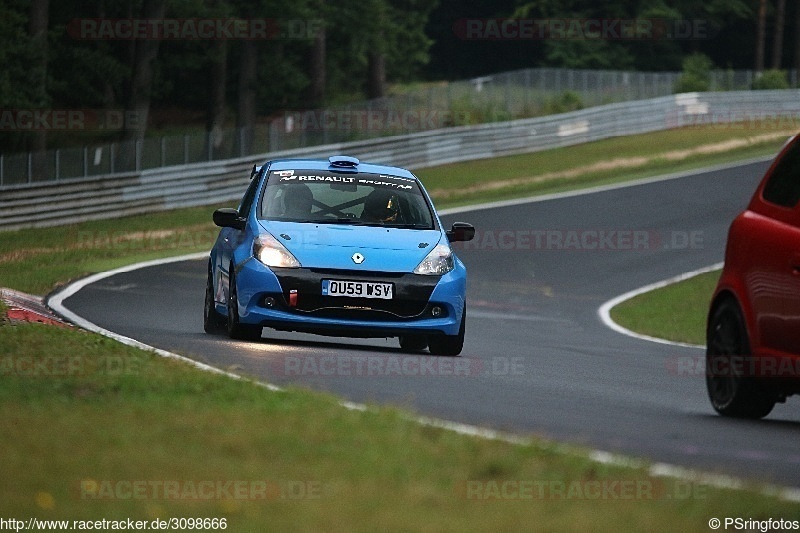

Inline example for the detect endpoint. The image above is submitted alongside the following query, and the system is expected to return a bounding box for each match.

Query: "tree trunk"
[773,0,786,69]
[367,52,386,99]
[120,0,166,170]
[98,1,116,109]
[755,0,768,72]
[795,1,800,82]
[206,39,228,158]
[28,0,49,180]
[307,18,326,108]
[236,40,258,156]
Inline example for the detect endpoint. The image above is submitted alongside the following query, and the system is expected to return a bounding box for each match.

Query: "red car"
[707,134,800,419]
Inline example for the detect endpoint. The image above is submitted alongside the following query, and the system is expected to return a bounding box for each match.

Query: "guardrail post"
[28,153,32,183]
[161,137,166,167]
[184,135,189,164]
[83,147,88,177]
[136,140,142,171]
[55,149,60,180]
[110,143,115,174]
[208,132,213,161]
[1,155,4,187]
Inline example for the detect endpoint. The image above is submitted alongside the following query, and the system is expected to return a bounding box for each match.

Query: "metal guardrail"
[4,67,796,187]
[1,90,799,231]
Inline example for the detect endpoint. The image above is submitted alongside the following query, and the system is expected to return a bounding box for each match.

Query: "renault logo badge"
[352,253,365,264]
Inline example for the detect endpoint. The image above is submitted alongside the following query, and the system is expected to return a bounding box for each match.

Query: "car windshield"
[260,169,435,229]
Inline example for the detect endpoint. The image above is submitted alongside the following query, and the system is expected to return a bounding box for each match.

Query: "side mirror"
[213,208,246,230]
[446,222,475,242]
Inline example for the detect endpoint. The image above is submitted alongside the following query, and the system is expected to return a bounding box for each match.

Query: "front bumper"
[231,258,466,337]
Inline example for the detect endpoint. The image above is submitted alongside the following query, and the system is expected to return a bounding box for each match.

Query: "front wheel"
[706,298,775,419]
[428,305,465,356]
[204,266,225,333]
[226,267,263,341]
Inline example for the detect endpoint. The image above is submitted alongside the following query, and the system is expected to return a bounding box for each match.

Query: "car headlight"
[413,242,454,275]
[253,233,301,268]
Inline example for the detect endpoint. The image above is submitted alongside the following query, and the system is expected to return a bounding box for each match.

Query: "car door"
[215,169,263,300]
[788,205,800,353]
[747,137,800,356]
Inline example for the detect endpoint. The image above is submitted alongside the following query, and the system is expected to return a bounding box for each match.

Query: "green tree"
[511,0,751,71]
[326,0,436,99]
[0,1,41,152]
[674,52,713,92]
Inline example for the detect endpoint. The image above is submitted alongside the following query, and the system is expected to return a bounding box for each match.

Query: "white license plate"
[322,280,393,299]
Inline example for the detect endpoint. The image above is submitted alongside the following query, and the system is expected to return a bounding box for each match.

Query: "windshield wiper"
[382,223,431,229]
[276,218,430,229]
[290,217,371,225]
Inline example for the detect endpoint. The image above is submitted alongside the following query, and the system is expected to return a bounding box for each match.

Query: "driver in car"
[362,189,400,223]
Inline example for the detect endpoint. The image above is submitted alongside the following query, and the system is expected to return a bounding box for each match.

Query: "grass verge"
[609,271,721,346]
[415,127,789,207]
[2,318,799,529]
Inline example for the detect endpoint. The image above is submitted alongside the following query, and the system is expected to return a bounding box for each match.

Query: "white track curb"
[598,263,724,349]
[46,157,800,502]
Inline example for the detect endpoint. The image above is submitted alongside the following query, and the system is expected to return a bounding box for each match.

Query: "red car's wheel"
[706,299,775,419]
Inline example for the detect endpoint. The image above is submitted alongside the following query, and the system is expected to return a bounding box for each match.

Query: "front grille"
[269,267,440,320]
[293,295,428,318]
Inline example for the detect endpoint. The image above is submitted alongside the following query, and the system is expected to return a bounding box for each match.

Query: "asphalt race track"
[59,159,800,488]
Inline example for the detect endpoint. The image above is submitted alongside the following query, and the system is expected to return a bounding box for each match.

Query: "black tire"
[706,298,775,419]
[428,305,465,356]
[204,265,225,333]
[226,267,263,341]
[399,335,428,352]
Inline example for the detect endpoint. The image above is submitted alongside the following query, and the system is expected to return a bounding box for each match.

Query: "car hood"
[259,220,442,272]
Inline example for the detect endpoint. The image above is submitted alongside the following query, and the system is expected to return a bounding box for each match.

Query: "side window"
[238,171,262,216]
[763,141,800,208]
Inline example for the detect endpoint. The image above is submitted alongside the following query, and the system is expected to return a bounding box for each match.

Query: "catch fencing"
[2,67,793,187]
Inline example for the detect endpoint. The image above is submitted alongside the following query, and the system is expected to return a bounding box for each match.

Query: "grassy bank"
[416,127,788,206]
[2,318,798,529]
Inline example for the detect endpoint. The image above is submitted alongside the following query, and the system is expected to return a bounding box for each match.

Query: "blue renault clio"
[204,156,475,355]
